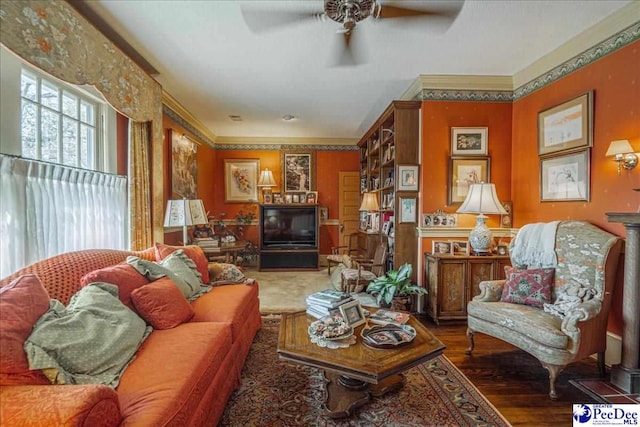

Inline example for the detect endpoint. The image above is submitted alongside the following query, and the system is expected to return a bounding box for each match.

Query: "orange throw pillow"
[154,243,210,284]
[0,275,51,385]
[130,277,194,329]
[80,263,150,310]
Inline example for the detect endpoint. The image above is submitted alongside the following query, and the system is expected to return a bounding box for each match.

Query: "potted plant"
[366,263,426,311]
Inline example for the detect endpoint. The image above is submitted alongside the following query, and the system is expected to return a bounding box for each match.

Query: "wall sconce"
[606,139,638,175]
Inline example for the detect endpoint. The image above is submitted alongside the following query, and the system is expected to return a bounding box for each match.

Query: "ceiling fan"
[241,0,464,66]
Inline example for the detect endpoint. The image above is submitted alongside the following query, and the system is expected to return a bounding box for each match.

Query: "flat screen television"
[260,205,318,249]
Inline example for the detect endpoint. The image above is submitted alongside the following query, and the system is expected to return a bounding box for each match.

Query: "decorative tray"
[360,324,417,349]
[308,316,353,341]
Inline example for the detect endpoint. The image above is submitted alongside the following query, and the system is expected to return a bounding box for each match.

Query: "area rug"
[218,316,511,427]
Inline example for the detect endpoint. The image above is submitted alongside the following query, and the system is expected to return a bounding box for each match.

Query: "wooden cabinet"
[357,101,421,279]
[424,253,510,324]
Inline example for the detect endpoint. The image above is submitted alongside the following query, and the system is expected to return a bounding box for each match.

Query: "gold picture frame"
[280,150,316,193]
[224,159,260,203]
[448,157,490,205]
[538,91,593,156]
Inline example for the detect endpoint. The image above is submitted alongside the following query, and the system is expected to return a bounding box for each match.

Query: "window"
[20,69,99,170]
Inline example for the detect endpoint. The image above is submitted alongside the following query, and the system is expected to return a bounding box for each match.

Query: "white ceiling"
[79,0,632,141]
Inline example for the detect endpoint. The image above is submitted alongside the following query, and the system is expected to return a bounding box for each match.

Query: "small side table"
[201,241,248,265]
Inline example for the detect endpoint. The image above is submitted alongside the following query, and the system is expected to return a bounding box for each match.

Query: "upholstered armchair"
[466,220,622,399]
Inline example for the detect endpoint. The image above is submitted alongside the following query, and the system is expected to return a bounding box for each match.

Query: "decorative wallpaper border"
[213,143,358,151]
[414,22,640,103]
[163,104,216,147]
[513,21,640,99]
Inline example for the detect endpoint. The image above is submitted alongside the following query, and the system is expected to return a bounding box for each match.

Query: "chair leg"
[597,352,606,377]
[465,328,475,355]
[541,362,564,400]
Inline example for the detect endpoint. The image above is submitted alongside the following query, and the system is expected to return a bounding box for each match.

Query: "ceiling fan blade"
[378,1,464,22]
[241,8,324,34]
[328,30,367,68]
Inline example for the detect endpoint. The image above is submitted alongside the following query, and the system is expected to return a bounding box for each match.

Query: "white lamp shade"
[257,169,276,187]
[606,140,634,157]
[456,183,507,215]
[164,199,208,227]
[359,192,379,211]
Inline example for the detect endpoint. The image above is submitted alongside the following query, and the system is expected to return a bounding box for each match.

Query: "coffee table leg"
[321,371,406,418]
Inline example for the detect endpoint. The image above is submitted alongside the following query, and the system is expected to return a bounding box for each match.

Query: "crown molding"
[513,2,640,88]
[162,90,217,146]
[213,136,359,150]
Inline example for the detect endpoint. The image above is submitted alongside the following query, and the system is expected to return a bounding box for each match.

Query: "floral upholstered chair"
[466,220,622,399]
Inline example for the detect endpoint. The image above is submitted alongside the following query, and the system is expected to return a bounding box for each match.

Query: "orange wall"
[512,41,640,336]
[420,100,513,251]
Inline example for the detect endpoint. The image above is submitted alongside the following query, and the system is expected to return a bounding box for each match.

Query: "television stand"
[258,204,319,271]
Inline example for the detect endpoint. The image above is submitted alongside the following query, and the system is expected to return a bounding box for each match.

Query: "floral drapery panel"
[129,121,152,250]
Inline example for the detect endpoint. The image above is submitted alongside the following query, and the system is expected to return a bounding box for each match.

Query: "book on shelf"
[368,309,410,326]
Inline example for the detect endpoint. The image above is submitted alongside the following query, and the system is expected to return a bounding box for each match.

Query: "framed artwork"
[538,91,593,156]
[500,201,513,228]
[399,197,417,223]
[540,149,590,202]
[432,240,452,255]
[448,157,490,204]
[397,165,419,191]
[497,244,509,256]
[224,159,260,203]
[170,129,198,199]
[339,300,366,328]
[319,207,328,221]
[306,191,318,204]
[451,127,488,156]
[281,150,316,192]
[450,240,469,256]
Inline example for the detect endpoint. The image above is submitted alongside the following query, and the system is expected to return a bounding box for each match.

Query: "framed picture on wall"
[540,149,590,202]
[399,197,417,223]
[280,150,316,193]
[451,127,488,156]
[224,159,260,203]
[538,91,593,156]
[448,157,490,204]
[397,165,419,191]
[170,129,198,199]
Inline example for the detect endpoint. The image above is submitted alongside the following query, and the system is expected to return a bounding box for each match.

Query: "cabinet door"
[467,260,496,302]
[425,257,438,319]
[438,260,466,317]
[496,259,511,279]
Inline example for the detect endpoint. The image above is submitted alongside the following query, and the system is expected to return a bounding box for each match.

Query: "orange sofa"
[0,246,262,426]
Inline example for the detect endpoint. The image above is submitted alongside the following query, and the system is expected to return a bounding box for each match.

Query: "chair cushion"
[0,275,51,385]
[327,254,352,269]
[501,266,554,308]
[130,277,194,329]
[467,300,568,350]
[341,268,376,282]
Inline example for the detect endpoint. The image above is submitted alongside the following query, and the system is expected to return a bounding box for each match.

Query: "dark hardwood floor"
[415,315,600,427]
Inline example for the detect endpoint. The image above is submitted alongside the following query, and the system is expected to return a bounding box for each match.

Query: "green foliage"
[366,263,427,306]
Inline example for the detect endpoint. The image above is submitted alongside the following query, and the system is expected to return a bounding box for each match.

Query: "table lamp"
[257,168,277,203]
[456,183,507,255]
[359,192,379,232]
[164,199,208,245]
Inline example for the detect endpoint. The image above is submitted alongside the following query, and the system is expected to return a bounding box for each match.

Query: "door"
[338,171,360,248]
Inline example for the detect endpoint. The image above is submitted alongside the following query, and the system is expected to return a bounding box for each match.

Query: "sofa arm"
[561,300,602,333]
[0,384,121,426]
[473,280,506,302]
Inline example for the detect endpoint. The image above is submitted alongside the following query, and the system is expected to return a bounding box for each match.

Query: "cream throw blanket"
[509,221,560,268]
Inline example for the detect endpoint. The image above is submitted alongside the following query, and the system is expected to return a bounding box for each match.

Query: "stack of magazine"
[368,309,410,326]
[306,289,353,319]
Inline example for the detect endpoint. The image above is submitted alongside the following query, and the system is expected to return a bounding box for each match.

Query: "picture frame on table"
[339,300,366,328]
[285,194,293,204]
[538,91,593,156]
[306,191,318,204]
[497,244,509,256]
[280,150,316,193]
[292,194,300,203]
[451,127,488,156]
[398,197,417,223]
[397,165,419,191]
[263,193,273,204]
[448,157,490,204]
[450,240,469,256]
[432,240,452,255]
[273,192,283,204]
[299,193,307,203]
[224,159,260,203]
[540,149,590,202]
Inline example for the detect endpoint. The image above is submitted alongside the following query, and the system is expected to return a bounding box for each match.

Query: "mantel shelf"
[417,227,519,239]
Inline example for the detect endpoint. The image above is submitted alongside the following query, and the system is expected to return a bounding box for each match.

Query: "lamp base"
[468,214,494,255]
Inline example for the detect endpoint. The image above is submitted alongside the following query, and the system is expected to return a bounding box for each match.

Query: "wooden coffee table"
[277,309,446,418]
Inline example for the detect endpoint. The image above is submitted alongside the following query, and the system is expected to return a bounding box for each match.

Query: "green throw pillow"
[24,283,151,387]
[127,250,204,299]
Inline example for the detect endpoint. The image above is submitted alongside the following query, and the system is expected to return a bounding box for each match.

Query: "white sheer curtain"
[0,155,127,278]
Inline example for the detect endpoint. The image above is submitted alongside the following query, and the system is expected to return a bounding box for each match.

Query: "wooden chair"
[340,242,387,293]
[326,232,359,275]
